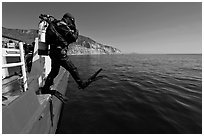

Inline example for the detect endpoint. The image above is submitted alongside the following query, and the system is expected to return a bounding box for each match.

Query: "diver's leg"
[60,57,86,88]
[42,59,60,93]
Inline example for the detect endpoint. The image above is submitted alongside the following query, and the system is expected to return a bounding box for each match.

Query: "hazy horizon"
[2,2,202,54]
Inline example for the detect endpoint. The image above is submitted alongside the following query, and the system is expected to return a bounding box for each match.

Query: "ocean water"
[56,54,202,134]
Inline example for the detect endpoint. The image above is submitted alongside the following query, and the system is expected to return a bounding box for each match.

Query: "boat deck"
[2,75,23,106]
[2,74,51,107]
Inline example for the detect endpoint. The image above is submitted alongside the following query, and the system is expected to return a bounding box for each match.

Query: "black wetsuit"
[42,19,85,93]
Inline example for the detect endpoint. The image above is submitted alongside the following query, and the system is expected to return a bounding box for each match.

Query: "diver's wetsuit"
[42,18,86,93]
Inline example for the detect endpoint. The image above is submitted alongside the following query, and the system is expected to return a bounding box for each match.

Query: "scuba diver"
[39,13,103,102]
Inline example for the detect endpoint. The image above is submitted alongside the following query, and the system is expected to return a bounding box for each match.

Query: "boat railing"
[2,42,28,92]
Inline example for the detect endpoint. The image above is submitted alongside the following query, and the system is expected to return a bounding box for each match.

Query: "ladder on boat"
[2,42,28,92]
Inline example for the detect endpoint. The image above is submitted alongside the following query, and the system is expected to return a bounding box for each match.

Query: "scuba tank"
[38,19,49,55]
[38,14,74,55]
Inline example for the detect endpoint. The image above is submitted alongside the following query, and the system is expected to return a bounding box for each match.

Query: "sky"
[2,2,202,54]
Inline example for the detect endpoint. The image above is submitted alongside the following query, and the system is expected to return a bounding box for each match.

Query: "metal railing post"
[19,42,28,92]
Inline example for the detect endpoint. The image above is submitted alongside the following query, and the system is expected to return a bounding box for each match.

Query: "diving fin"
[51,90,69,103]
[79,68,104,89]
[40,88,68,103]
[88,68,103,82]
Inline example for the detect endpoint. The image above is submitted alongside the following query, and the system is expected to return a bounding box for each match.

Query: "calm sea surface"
[57,54,202,134]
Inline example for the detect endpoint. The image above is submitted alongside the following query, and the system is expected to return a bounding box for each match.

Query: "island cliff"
[2,27,121,55]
